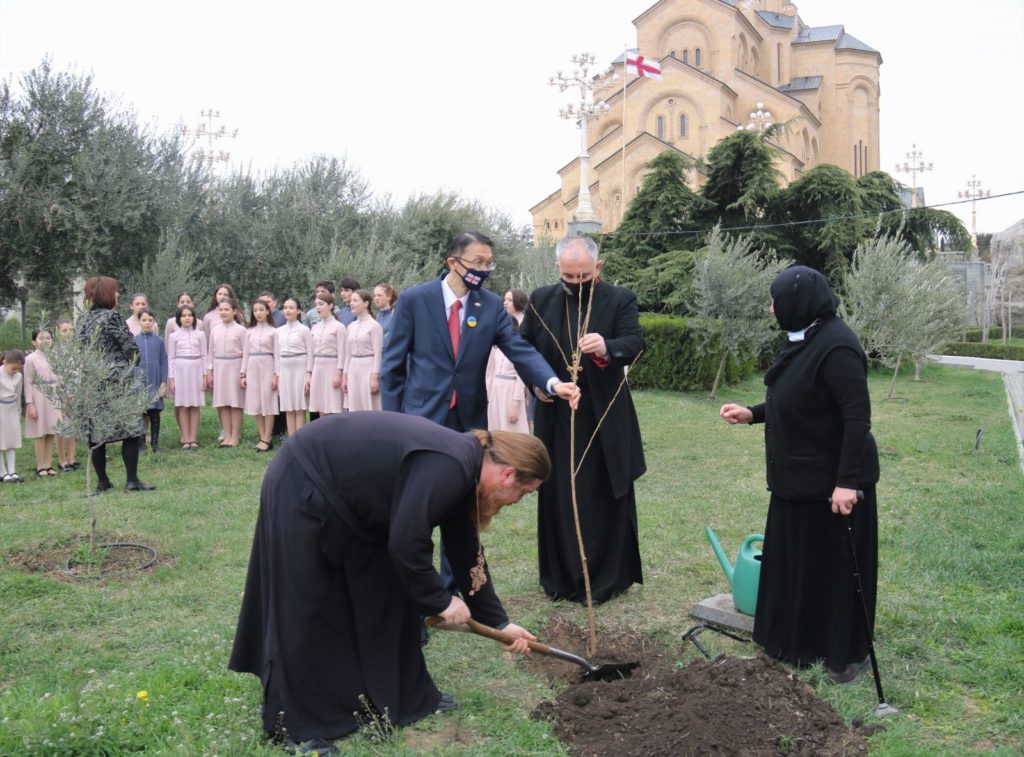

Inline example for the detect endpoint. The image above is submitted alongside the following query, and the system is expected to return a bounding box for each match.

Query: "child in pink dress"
[166,305,206,449]
[242,299,279,451]
[208,298,247,447]
[308,292,346,416]
[24,329,61,476]
[0,349,25,483]
[274,297,311,437]
[343,290,383,412]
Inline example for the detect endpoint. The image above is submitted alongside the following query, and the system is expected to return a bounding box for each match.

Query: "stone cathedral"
[531,0,881,240]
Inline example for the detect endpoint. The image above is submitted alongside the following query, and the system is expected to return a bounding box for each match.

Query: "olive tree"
[690,227,784,398]
[32,332,150,550]
[843,233,963,399]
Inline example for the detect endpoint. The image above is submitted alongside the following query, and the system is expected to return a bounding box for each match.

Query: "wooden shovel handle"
[427,615,553,655]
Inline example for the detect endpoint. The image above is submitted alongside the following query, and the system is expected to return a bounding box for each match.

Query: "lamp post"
[179,109,239,168]
[550,53,610,235]
[958,174,990,250]
[895,144,933,209]
[738,102,773,132]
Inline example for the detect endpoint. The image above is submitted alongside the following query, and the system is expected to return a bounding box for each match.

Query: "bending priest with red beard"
[229,412,544,754]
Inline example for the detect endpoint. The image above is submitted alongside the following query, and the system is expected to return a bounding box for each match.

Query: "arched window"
[679,114,688,137]
[682,50,689,65]
[669,50,676,58]
[657,115,665,140]
[695,48,702,67]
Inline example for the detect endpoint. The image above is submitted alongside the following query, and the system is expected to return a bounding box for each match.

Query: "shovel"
[427,616,639,682]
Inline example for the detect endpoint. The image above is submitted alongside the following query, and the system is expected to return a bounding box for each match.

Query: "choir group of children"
[1,275,534,484]
[0,278,398,482]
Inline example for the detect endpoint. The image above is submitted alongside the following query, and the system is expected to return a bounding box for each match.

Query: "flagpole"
[621,46,628,224]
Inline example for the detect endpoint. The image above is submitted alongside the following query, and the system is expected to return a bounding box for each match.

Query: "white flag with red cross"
[625,52,662,79]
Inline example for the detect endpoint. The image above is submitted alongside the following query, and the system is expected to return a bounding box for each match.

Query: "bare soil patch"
[528,616,874,756]
[5,531,172,584]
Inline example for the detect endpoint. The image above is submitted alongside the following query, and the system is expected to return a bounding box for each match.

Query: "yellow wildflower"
[136,690,149,702]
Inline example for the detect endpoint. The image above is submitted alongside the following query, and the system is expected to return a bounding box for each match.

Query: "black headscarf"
[764,266,838,385]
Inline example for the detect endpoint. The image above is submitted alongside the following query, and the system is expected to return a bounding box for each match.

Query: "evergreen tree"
[600,150,710,312]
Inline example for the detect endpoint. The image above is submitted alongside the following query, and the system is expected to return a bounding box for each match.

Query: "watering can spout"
[705,526,734,585]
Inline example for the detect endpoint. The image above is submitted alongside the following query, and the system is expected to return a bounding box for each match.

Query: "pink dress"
[275,320,312,412]
[208,321,246,408]
[242,323,279,416]
[23,350,61,438]
[202,310,220,347]
[0,367,24,450]
[308,318,346,414]
[344,315,383,412]
[486,346,529,432]
[167,328,206,407]
[164,317,179,339]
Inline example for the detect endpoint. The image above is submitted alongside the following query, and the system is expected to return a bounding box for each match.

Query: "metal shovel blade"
[431,616,639,682]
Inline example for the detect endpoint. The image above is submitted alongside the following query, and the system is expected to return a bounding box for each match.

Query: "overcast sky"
[1,0,1022,235]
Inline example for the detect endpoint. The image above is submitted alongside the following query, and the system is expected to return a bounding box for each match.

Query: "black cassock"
[520,280,646,604]
[228,412,508,741]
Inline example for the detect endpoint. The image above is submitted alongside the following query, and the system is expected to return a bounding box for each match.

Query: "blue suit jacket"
[381,276,557,430]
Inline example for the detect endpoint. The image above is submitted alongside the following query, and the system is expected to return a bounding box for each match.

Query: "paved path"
[928,354,1024,475]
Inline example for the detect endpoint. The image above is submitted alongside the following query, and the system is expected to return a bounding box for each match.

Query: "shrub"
[629,313,756,392]
[961,326,1024,342]
[941,341,1024,361]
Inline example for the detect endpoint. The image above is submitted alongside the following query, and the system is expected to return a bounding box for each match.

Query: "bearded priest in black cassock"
[521,236,646,604]
[228,412,546,750]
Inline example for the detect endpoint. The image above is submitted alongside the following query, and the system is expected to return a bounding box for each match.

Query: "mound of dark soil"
[528,618,871,756]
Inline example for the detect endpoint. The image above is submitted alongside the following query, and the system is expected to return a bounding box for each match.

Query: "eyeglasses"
[455,257,497,272]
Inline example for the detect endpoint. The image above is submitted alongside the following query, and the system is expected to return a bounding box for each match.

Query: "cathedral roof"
[795,25,845,44]
[837,32,878,53]
[778,76,823,92]
[756,10,795,29]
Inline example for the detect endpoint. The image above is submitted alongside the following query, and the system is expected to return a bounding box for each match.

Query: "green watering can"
[705,527,764,616]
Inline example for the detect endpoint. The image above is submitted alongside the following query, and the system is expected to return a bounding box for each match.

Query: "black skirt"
[228,446,441,741]
[753,487,877,671]
[537,397,643,604]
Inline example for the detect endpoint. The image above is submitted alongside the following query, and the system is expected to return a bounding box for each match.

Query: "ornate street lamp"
[895,144,933,209]
[738,102,773,131]
[179,109,239,168]
[550,53,610,234]
[958,175,990,249]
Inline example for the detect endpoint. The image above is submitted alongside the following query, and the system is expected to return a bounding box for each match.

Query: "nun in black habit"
[720,266,880,684]
[228,412,547,750]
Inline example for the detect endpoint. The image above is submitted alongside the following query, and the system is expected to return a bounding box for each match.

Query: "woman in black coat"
[77,275,155,493]
[229,412,546,754]
[720,266,880,683]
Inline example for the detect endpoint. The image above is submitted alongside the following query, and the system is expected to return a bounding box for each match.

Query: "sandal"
[182,443,191,450]
[45,468,57,476]
[6,473,24,483]
[254,439,273,452]
[37,469,50,478]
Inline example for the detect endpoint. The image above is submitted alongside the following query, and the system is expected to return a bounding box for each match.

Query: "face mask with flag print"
[460,267,491,291]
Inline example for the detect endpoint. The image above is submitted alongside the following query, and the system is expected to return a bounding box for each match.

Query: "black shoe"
[151,445,159,454]
[95,480,114,494]
[827,656,871,684]
[435,692,458,714]
[125,481,156,492]
[283,737,339,756]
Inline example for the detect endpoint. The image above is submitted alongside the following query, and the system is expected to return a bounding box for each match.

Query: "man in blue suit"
[382,231,579,432]
[382,231,579,619]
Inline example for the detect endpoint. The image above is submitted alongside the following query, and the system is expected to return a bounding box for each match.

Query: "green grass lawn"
[1,364,1022,755]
